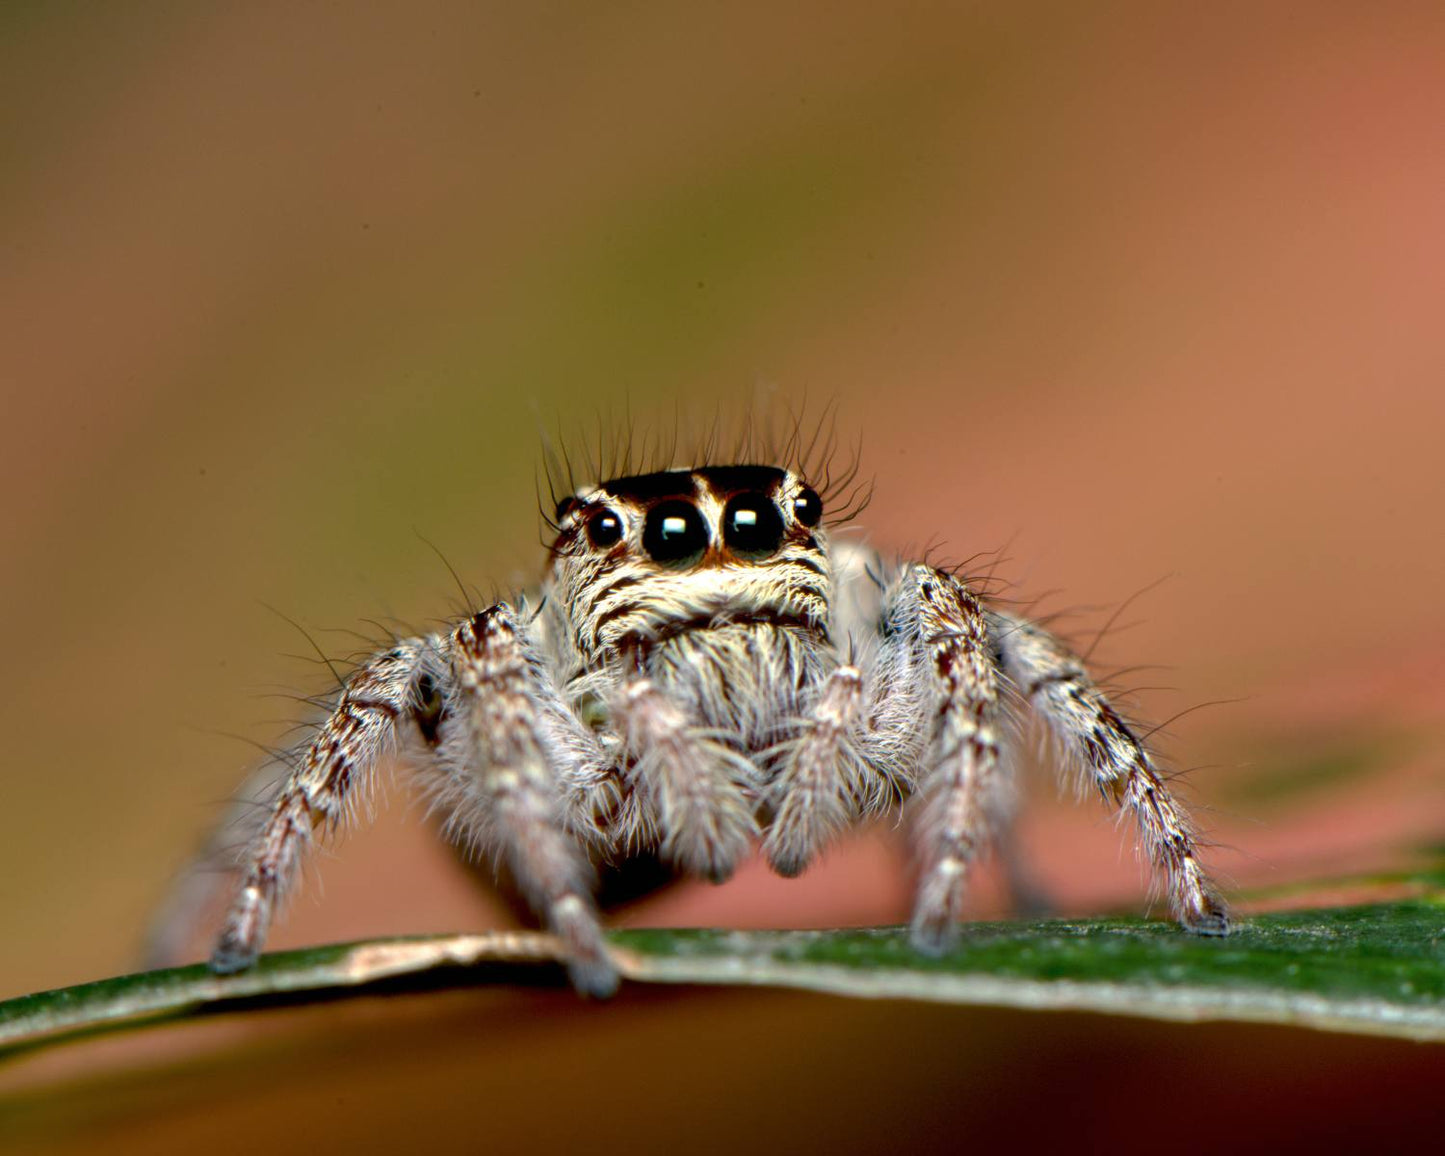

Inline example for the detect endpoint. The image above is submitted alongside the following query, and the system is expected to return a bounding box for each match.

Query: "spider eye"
[723,492,785,559]
[586,508,624,548]
[792,487,823,527]
[554,496,579,523]
[642,499,708,566]
[414,672,443,745]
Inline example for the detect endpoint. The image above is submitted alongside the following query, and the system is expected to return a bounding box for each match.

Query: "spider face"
[548,466,831,662]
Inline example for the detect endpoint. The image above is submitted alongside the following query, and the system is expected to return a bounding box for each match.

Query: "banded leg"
[762,664,866,877]
[438,608,617,996]
[989,611,1229,934]
[907,567,1009,953]
[211,640,432,973]
[609,664,757,882]
[147,762,289,968]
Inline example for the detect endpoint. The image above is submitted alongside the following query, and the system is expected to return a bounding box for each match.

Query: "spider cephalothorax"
[549,465,831,666]
[158,459,1229,997]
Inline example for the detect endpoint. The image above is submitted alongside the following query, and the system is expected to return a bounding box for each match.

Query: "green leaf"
[4,888,1444,1055]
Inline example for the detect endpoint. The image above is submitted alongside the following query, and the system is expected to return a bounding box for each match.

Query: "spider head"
[547,465,830,659]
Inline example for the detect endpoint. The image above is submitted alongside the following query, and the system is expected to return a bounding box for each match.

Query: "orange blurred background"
[3,1,1445,1147]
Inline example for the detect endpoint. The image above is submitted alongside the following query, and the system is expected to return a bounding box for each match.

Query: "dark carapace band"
[554,466,823,568]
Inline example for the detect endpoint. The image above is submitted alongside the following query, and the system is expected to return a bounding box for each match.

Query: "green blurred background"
[3,1,1445,1146]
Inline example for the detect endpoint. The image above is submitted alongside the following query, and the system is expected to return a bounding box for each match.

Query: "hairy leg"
[988,611,1229,934]
[210,638,435,972]
[434,608,617,996]
[906,566,1009,952]
[146,762,289,968]
[760,551,947,881]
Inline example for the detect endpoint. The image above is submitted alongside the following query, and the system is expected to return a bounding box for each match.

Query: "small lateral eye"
[586,508,624,548]
[642,499,708,566]
[414,671,443,745]
[554,496,580,523]
[792,487,823,527]
[723,492,785,559]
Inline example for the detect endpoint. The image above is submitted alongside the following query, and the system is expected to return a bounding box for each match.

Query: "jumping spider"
[170,459,1229,996]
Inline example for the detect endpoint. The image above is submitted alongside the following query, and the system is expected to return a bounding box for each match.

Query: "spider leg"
[987,610,1229,934]
[755,543,925,879]
[608,650,758,883]
[210,638,436,973]
[433,607,617,996]
[145,761,294,968]
[761,664,867,877]
[904,566,1010,953]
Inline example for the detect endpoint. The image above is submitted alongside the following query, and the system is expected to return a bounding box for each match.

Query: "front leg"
[904,567,1009,953]
[435,608,617,996]
[989,611,1229,935]
[211,638,435,973]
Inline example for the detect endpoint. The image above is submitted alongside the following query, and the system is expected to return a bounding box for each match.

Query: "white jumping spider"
[159,438,1229,996]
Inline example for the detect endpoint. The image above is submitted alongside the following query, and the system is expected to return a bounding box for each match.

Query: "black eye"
[414,672,443,745]
[792,487,822,527]
[642,500,708,565]
[586,508,624,548]
[554,496,579,523]
[723,492,785,559]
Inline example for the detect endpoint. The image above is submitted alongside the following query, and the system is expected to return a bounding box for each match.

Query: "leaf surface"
[5,882,1443,1055]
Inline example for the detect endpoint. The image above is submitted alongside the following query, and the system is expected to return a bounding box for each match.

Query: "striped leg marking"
[908,567,1008,953]
[211,640,428,973]
[990,612,1229,934]
[441,608,617,996]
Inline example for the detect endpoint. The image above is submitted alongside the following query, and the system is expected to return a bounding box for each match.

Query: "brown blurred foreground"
[4,984,1444,1155]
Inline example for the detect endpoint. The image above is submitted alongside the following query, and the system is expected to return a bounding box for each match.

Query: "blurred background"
[3,1,1444,1148]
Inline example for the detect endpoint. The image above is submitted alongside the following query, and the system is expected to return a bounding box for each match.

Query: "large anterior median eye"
[642,499,708,565]
[723,492,785,559]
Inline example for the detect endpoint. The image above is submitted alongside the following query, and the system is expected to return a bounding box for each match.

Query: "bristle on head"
[537,398,871,532]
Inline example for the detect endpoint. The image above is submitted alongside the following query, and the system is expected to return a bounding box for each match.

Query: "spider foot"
[564,949,621,999]
[209,937,260,975]
[908,909,961,958]
[209,887,265,974]
[553,895,620,998]
[908,861,967,956]
[1179,890,1231,936]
